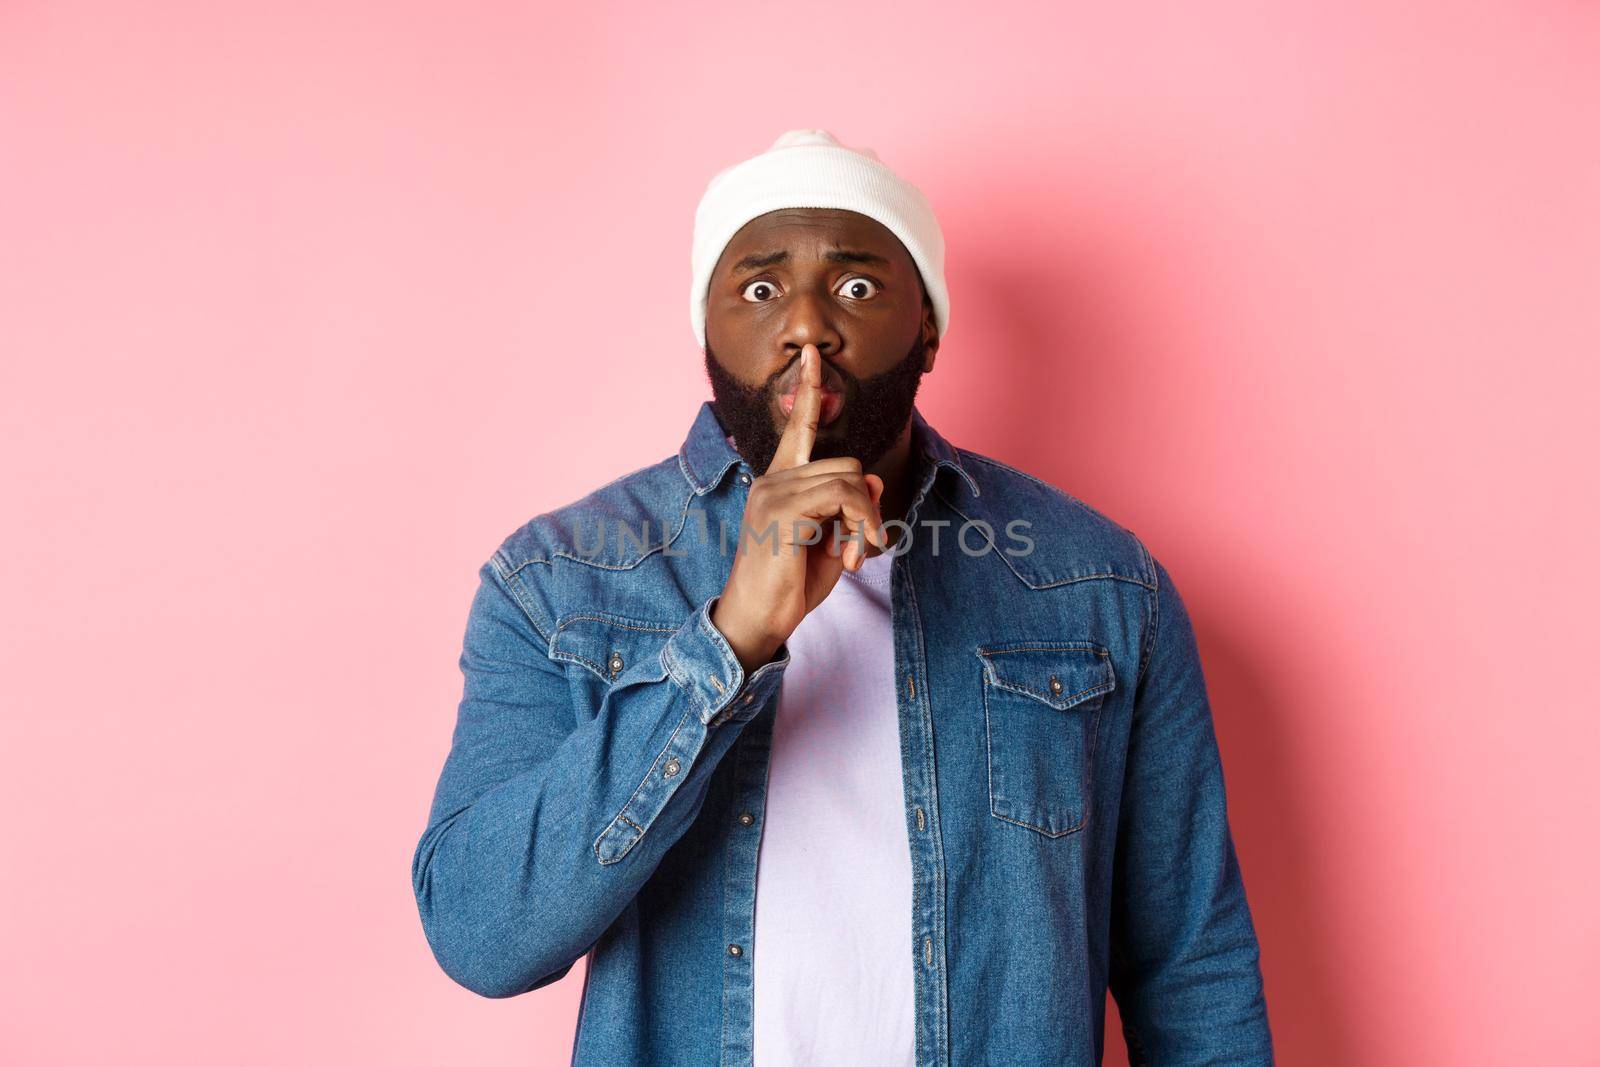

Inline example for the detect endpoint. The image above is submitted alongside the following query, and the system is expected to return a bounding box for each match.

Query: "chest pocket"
[978,640,1116,837]
[549,611,676,686]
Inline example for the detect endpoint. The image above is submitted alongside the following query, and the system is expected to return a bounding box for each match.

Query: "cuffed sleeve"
[664,593,791,729]
[1108,550,1274,1064]
[590,593,790,864]
[410,559,790,999]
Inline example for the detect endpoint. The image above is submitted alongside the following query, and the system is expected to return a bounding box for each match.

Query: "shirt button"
[743,691,755,705]
[608,651,624,675]
[737,471,752,486]
[728,943,743,957]
[1049,675,1064,695]
[738,811,755,826]
[663,757,681,778]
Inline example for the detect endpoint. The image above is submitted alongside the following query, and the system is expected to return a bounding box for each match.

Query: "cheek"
[705,313,761,365]
[858,296,917,336]
[707,346,774,395]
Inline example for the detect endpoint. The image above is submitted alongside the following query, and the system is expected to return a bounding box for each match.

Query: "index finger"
[766,343,823,473]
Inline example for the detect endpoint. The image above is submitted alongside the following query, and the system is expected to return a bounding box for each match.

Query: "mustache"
[766,355,854,395]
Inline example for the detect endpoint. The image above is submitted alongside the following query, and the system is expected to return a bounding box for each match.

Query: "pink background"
[3,2,1597,1063]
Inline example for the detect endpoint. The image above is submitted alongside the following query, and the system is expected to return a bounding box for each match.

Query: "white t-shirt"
[751,547,915,1066]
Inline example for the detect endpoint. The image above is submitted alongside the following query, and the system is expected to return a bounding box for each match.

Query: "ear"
[920,293,940,373]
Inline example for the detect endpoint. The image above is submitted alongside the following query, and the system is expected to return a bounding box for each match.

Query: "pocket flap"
[977,641,1116,711]
[550,611,676,683]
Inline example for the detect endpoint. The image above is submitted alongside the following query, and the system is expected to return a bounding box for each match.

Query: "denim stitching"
[558,614,678,634]
[981,642,1111,656]
[592,812,645,866]
[977,642,1116,707]
[1082,677,1106,840]
[988,674,1115,709]
[1133,537,1159,694]
[491,551,553,645]
[501,481,700,575]
[497,553,548,580]
[676,448,700,491]
[547,483,698,570]
[659,636,710,725]
[981,644,1108,837]
[694,600,743,720]
[593,704,697,866]
[550,614,677,679]
[959,451,1144,539]
[608,701,694,840]
[931,485,1152,591]
[677,441,741,495]
[984,680,1093,837]
[900,562,950,1065]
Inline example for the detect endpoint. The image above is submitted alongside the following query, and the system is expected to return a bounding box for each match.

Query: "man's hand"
[710,343,887,675]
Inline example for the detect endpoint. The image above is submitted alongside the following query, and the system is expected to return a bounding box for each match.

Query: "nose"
[777,287,842,363]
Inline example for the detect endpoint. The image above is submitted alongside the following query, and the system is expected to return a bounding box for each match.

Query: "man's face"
[702,207,940,473]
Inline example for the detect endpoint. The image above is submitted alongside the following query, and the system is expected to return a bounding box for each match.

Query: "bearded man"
[412,129,1274,1067]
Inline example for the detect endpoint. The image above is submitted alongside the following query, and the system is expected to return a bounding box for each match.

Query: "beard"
[703,331,929,474]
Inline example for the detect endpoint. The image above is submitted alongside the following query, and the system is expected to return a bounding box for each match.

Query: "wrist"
[710,595,783,676]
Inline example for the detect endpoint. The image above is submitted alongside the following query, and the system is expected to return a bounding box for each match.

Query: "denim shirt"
[411,400,1273,1066]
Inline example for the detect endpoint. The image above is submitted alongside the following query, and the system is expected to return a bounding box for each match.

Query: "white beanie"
[689,128,949,350]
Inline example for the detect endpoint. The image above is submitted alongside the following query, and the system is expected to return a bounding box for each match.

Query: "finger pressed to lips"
[774,347,846,427]
[778,389,844,425]
[768,343,855,473]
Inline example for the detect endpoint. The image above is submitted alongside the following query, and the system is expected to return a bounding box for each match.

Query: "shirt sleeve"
[1107,549,1275,1064]
[410,553,789,998]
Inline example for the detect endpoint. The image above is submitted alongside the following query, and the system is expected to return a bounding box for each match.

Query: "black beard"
[703,333,928,474]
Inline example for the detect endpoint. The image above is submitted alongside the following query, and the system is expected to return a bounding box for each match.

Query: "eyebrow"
[726,248,891,277]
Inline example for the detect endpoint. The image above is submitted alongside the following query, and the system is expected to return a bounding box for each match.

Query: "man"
[411,129,1274,1066]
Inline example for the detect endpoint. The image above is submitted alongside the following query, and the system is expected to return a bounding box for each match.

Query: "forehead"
[713,208,913,274]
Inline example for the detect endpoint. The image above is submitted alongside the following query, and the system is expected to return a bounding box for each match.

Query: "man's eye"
[740,279,780,302]
[836,276,879,300]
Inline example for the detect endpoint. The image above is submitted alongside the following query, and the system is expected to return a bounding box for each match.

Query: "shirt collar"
[676,399,980,501]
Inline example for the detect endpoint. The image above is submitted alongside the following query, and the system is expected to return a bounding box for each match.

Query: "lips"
[775,359,847,426]
[779,389,844,426]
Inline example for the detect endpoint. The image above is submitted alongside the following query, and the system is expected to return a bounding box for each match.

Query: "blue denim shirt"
[411,400,1273,1065]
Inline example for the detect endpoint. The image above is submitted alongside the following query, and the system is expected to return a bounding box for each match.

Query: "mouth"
[774,358,848,427]
[778,388,845,426]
